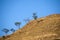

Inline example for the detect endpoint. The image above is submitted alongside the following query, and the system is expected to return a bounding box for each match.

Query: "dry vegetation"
[0,14,60,40]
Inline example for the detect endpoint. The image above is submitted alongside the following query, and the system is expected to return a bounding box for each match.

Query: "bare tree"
[15,22,21,29]
[2,28,9,36]
[32,13,38,20]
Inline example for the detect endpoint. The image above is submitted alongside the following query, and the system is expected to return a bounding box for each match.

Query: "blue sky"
[0,0,60,36]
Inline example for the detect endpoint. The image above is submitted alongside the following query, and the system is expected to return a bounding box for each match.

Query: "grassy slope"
[0,14,60,40]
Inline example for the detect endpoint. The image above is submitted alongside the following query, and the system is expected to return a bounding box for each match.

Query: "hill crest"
[0,14,60,40]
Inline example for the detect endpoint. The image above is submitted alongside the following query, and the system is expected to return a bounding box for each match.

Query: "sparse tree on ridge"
[24,18,30,23]
[2,28,9,36]
[32,13,38,20]
[15,22,21,29]
[10,28,15,33]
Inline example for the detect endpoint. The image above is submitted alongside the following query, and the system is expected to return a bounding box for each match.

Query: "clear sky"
[0,0,60,36]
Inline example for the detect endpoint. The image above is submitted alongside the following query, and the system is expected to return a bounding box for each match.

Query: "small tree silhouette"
[2,28,9,36]
[33,13,38,20]
[10,28,15,33]
[15,22,21,29]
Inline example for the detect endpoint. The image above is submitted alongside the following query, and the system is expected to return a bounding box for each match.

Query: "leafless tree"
[24,18,30,23]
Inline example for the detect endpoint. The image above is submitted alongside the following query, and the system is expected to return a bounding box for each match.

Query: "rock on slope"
[0,14,60,40]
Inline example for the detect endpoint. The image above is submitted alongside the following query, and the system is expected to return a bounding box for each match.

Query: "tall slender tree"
[15,22,21,29]
[2,28,9,36]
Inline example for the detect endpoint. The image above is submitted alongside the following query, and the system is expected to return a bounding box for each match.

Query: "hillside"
[0,14,60,40]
